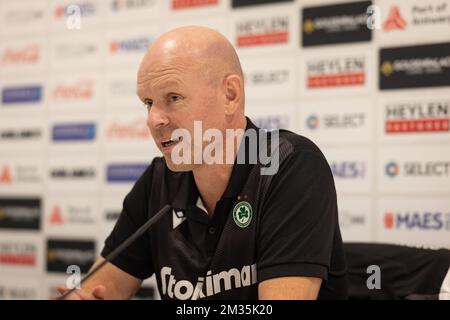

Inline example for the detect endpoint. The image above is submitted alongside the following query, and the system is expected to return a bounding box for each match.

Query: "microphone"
[58,204,172,300]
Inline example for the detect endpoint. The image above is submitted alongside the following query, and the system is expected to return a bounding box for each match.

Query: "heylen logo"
[236,16,289,47]
[1,86,42,104]
[385,100,450,134]
[307,56,366,88]
[52,123,96,142]
[172,0,218,10]
[0,243,36,266]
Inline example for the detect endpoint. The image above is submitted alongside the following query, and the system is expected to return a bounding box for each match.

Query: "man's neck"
[192,116,247,216]
[193,163,234,216]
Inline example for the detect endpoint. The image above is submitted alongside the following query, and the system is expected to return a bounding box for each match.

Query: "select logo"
[385,161,400,177]
[386,161,450,177]
[306,114,319,130]
[3,8,43,25]
[54,43,97,60]
[0,284,38,299]
[1,86,42,104]
[51,123,96,142]
[106,163,148,182]
[245,70,289,85]
[307,113,365,130]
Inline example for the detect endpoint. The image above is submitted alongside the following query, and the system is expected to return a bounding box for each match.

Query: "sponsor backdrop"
[0,0,449,299]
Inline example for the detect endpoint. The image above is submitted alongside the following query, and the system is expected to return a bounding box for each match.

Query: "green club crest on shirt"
[232,201,252,228]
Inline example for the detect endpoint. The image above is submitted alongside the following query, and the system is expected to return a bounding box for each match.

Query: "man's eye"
[169,95,181,102]
[144,100,153,109]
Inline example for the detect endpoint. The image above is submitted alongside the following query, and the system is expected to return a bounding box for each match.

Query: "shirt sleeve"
[101,160,156,280]
[257,150,338,283]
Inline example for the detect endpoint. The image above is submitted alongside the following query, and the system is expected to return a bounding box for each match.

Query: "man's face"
[137,57,225,172]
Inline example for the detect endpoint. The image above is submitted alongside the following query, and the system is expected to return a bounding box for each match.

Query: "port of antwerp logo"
[233,201,252,228]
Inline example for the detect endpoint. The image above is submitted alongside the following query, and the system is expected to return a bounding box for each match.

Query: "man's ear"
[223,74,243,115]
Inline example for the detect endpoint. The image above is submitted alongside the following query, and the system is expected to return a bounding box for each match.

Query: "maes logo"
[384,211,450,230]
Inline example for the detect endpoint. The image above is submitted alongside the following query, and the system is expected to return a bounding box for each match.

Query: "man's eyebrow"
[155,80,183,89]
[136,77,184,97]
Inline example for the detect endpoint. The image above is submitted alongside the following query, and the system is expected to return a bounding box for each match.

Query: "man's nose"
[147,106,169,129]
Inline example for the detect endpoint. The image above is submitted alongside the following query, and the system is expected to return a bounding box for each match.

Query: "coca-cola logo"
[52,80,94,100]
[2,44,40,64]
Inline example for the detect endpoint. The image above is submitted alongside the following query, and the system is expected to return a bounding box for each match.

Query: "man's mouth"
[161,136,183,149]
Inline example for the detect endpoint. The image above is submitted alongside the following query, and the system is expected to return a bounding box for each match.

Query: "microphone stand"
[58,204,171,300]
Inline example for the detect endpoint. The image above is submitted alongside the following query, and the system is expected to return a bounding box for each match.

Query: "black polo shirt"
[101,118,348,300]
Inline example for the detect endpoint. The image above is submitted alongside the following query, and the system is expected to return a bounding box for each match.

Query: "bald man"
[57,26,348,300]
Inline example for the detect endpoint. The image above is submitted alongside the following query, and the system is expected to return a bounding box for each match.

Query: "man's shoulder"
[277,129,328,162]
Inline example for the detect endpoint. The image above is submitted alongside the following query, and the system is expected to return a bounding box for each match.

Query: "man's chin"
[164,158,196,172]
